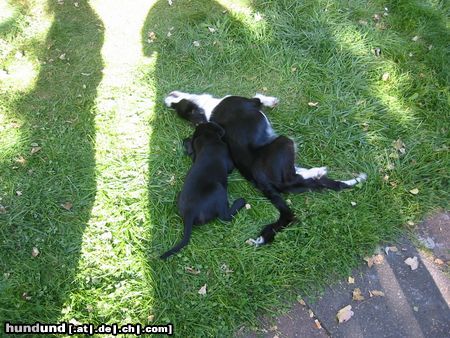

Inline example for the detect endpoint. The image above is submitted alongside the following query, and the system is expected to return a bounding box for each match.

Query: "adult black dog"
[160,122,246,259]
[165,91,367,246]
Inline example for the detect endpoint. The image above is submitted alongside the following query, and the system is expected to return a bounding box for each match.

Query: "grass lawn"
[0,0,448,336]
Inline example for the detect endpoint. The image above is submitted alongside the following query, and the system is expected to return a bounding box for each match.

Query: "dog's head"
[165,91,208,125]
[183,122,225,160]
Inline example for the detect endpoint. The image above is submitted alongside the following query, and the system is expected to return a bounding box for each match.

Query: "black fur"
[160,122,246,259]
[168,94,362,244]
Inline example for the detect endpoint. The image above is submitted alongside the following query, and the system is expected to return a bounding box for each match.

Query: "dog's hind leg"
[219,198,246,221]
[248,183,295,246]
[281,173,367,193]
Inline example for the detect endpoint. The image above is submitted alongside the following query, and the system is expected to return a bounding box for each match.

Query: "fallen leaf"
[314,319,322,329]
[407,221,414,227]
[31,146,42,155]
[167,0,173,5]
[358,19,368,25]
[372,13,381,22]
[369,290,385,297]
[291,67,297,72]
[185,266,200,275]
[59,53,66,60]
[16,191,22,196]
[74,2,79,7]
[413,306,418,312]
[22,292,32,300]
[350,201,357,207]
[385,246,398,255]
[31,247,40,257]
[336,305,354,323]
[382,72,390,81]
[348,276,355,284]
[393,139,406,154]
[69,318,81,326]
[15,156,27,165]
[434,258,444,265]
[61,201,73,211]
[405,256,419,270]
[409,188,419,195]
[373,47,381,57]
[364,254,384,267]
[308,309,314,318]
[308,102,319,107]
[220,263,233,274]
[147,31,156,43]
[147,314,155,321]
[297,296,306,306]
[286,199,292,205]
[198,284,207,295]
[208,27,216,33]
[412,35,419,42]
[193,41,200,47]
[352,288,365,301]
[245,203,251,210]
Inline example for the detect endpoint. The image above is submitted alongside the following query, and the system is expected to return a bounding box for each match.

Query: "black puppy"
[164,91,367,246]
[160,122,246,259]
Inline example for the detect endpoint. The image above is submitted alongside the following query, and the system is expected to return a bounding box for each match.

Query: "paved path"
[240,212,450,338]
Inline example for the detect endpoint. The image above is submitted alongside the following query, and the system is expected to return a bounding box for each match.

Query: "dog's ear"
[210,122,225,138]
[183,137,195,159]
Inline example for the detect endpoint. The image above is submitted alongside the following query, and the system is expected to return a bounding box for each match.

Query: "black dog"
[160,122,246,259]
[165,91,367,246]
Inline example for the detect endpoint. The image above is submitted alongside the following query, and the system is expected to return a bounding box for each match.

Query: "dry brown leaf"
[348,276,355,284]
[185,266,200,275]
[297,297,306,306]
[434,258,444,265]
[314,319,322,329]
[147,314,155,321]
[364,254,384,267]
[336,305,354,323]
[308,309,314,318]
[405,256,419,270]
[369,290,385,297]
[15,156,27,165]
[409,188,419,195]
[198,284,207,295]
[352,288,365,301]
[61,201,73,211]
[31,247,40,257]
[308,102,319,107]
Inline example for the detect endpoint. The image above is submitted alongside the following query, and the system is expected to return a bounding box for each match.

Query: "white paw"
[164,91,187,107]
[356,173,367,183]
[313,166,328,178]
[254,93,279,108]
[246,236,265,247]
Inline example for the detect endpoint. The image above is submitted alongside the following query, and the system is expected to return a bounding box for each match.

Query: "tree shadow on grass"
[0,0,103,330]
[141,0,448,335]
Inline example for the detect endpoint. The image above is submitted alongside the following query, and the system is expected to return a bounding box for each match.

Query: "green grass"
[1,0,449,336]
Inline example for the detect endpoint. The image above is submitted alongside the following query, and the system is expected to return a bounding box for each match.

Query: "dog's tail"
[279,173,367,193]
[160,215,193,259]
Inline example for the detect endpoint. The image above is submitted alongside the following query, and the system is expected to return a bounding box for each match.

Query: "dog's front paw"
[164,91,185,107]
[254,93,279,108]
[246,236,265,247]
